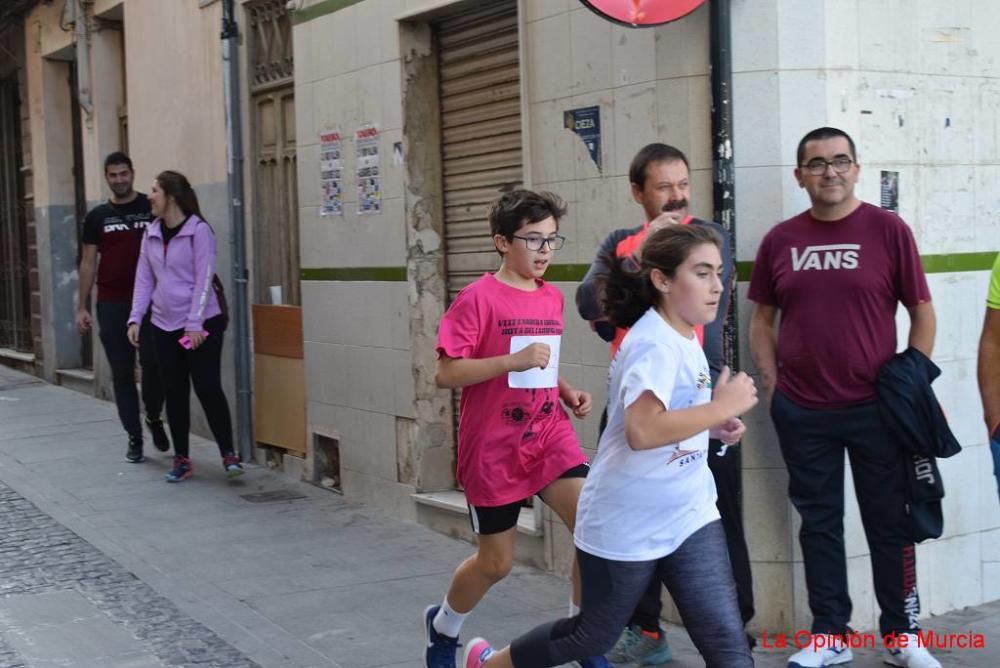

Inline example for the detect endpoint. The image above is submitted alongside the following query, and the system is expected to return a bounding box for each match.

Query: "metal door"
[0,74,30,353]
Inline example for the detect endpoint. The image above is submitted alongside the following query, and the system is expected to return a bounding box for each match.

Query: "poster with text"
[564,106,602,171]
[319,131,343,217]
[880,170,899,214]
[356,126,381,215]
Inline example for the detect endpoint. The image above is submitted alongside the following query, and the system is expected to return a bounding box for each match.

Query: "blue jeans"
[991,437,1000,505]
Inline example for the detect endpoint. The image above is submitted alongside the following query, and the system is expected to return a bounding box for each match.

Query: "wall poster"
[356,125,381,215]
[319,130,343,217]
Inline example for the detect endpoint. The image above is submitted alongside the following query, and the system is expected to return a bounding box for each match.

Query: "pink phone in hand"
[178,331,209,349]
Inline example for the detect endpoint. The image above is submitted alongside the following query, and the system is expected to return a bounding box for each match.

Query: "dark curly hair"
[487,189,567,256]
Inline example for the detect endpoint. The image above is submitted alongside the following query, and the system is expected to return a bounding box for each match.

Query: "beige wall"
[123,0,227,190]
[295,0,417,515]
[23,0,235,427]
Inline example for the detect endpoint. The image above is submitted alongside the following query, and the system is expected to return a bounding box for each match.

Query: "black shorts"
[468,463,589,535]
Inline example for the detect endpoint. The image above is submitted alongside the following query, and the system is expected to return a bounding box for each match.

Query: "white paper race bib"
[508,335,560,389]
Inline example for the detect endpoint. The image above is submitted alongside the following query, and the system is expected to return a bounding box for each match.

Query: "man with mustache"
[748,127,939,668]
[576,143,752,664]
[77,152,170,464]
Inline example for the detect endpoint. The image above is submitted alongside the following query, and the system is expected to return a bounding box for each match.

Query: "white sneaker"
[787,634,853,667]
[884,633,942,668]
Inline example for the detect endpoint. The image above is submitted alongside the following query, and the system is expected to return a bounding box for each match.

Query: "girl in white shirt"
[462,224,758,668]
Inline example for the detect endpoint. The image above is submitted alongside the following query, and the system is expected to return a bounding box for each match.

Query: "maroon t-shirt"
[747,202,931,409]
[81,194,154,303]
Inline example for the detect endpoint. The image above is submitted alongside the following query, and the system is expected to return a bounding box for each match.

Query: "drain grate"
[239,489,308,503]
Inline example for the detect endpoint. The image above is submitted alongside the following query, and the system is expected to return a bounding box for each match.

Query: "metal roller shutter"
[436,0,523,301]
[434,2,523,481]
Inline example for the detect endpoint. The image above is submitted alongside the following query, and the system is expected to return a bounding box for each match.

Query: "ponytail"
[598,224,723,328]
[598,252,657,329]
[155,170,205,221]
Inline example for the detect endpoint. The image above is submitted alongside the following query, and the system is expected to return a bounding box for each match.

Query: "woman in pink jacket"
[127,170,243,482]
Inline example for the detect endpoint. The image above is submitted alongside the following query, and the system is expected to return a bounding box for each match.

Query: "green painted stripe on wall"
[541,264,590,282]
[735,261,754,282]
[300,252,997,282]
[290,0,364,25]
[921,251,997,274]
[301,266,408,281]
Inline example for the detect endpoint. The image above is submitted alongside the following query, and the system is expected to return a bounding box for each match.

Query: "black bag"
[192,220,229,327]
[212,274,229,325]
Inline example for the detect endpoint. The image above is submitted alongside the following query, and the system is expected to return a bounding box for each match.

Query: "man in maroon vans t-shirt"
[748,128,941,668]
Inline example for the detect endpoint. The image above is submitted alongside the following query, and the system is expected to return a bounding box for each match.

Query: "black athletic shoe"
[126,435,145,463]
[145,417,170,452]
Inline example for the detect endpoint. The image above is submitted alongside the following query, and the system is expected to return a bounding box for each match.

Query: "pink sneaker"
[463,637,496,667]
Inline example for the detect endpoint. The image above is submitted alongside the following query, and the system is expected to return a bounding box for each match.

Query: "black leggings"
[151,316,233,458]
[97,303,163,438]
[508,521,752,667]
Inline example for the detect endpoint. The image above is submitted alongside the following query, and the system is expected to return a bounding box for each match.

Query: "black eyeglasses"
[801,156,854,176]
[511,234,566,251]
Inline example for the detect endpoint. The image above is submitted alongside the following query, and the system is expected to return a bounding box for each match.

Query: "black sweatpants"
[151,315,233,459]
[600,407,755,631]
[770,390,918,636]
[96,302,163,439]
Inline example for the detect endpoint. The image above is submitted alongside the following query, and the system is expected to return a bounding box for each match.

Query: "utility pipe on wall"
[70,0,92,116]
[221,0,253,462]
[710,0,737,370]
[709,0,742,498]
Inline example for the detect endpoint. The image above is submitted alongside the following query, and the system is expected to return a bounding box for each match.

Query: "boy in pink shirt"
[424,190,595,668]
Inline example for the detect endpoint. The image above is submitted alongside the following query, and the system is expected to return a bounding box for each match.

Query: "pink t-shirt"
[436,273,588,507]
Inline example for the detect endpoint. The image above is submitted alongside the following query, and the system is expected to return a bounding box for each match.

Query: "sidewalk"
[0,363,997,667]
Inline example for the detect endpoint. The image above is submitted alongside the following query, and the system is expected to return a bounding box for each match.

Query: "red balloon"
[578,0,707,27]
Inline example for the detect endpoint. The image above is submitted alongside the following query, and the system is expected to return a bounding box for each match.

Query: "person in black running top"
[77,152,170,463]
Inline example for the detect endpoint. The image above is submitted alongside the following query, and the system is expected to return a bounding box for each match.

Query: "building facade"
[0,2,38,370]
[7,0,243,434]
[291,0,999,634]
[3,0,997,635]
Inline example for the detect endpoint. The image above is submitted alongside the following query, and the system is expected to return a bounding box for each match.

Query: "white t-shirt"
[574,307,720,561]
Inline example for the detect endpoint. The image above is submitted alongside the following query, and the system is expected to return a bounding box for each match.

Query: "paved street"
[0,363,997,667]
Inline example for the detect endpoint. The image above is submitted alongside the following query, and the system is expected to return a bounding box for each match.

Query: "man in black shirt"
[77,152,169,462]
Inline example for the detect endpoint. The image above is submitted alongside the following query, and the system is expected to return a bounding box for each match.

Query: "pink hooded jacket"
[129,215,222,331]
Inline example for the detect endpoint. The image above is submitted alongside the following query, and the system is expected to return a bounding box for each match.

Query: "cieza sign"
[578,0,706,27]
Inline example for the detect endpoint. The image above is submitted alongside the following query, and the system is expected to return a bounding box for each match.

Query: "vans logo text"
[791,244,860,271]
